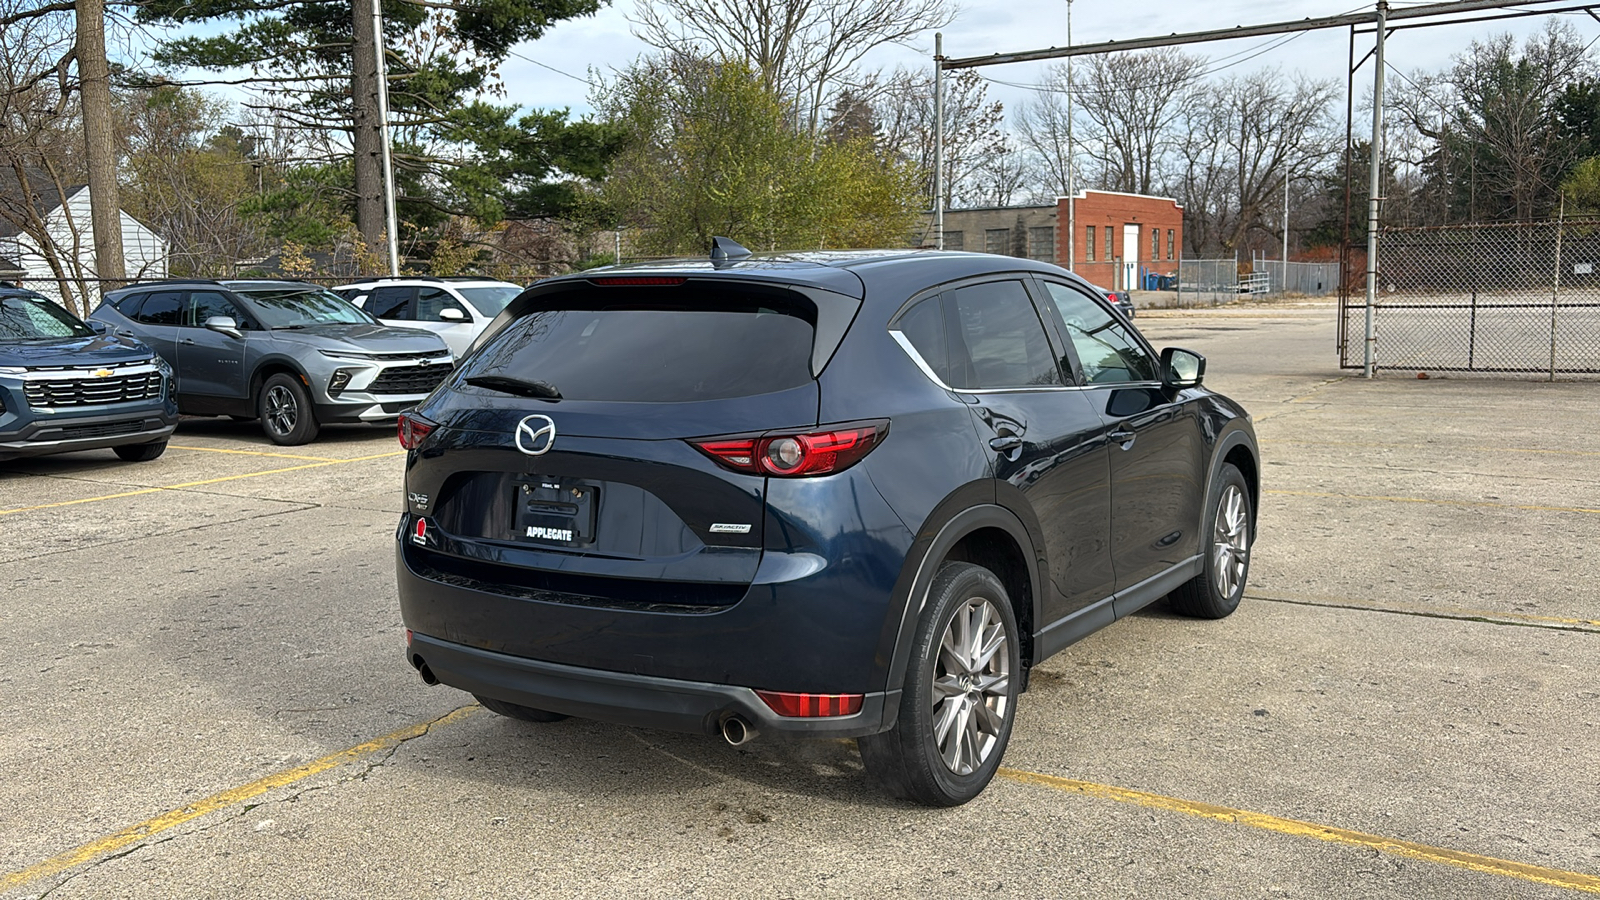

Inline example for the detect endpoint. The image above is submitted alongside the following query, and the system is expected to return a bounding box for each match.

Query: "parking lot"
[3,302,1597,899]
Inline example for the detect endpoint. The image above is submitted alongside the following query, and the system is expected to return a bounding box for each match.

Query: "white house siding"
[15,187,168,309]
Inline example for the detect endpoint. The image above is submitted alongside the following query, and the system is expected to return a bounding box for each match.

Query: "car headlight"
[329,368,358,394]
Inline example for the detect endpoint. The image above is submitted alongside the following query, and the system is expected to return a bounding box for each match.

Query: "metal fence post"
[1550,198,1564,382]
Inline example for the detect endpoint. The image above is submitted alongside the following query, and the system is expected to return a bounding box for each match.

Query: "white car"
[334,278,524,359]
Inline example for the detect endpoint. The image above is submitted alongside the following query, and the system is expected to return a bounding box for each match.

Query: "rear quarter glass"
[459,284,824,403]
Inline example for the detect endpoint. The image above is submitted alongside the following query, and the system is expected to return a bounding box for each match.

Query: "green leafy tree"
[137,0,620,254]
[597,55,921,256]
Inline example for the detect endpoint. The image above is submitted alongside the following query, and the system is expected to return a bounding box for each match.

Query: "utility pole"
[934,33,945,250]
[77,0,125,291]
[1066,0,1075,271]
[1364,0,1387,378]
[1282,170,1290,291]
[351,0,387,259]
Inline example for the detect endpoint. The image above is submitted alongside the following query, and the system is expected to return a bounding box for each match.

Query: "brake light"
[397,411,436,449]
[590,276,687,286]
[690,420,887,477]
[755,690,864,718]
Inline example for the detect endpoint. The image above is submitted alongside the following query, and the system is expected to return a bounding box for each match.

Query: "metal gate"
[1340,219,1600,375]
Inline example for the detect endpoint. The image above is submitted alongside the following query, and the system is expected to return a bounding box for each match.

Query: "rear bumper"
[408,631,893,739]
[0,406,178,461]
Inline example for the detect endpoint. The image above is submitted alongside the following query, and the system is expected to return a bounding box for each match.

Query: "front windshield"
[236,288,377,329]
[0,293,94,340]
[456,286,523,317]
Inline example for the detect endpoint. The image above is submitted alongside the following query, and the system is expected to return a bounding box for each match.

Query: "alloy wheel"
[265,384,298,436]
[1211,483,1250,598]
[930,597,1012,776]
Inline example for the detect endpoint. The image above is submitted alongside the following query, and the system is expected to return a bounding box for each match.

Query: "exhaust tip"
[721,715,756,746]
[411,654,439,686]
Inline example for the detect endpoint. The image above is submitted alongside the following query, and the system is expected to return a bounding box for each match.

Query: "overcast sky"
[495,0,1599,123]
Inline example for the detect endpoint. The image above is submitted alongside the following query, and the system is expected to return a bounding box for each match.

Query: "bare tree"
[77,0,124,286]
[1068,48,1206,196]
[873,67,1007,208]
[1171,69,1337,254]
[631,0,953,136]
[0,0,97,313]
[1014,67,1074,198]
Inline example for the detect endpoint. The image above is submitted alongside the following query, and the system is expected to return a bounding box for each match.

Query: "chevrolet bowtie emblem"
[92,368,114,378]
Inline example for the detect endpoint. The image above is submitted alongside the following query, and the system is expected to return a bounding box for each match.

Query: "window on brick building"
[1167,229,1175,259]
[1085,226,1095,261]
[1105,226,1113,261]
[985,229,1010,255]
[1151,228,1159,261]
[945,230,964,251]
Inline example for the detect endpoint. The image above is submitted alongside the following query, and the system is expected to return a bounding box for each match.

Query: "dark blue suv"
[1,286,176,463]
[397,244,1259,805]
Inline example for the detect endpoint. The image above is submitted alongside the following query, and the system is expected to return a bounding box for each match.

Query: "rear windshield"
[462,284,816,402]
[457,286,522,317]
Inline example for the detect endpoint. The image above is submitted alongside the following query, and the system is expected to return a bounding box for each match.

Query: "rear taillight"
[690,420,888,477]
[397,411,436,449]
[755,690,865,718]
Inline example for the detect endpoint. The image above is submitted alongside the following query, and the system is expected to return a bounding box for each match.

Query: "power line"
[506,49,595,88]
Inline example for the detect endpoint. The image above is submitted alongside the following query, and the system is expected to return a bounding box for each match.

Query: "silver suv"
[334,277,524,359]
[91,279,452,445]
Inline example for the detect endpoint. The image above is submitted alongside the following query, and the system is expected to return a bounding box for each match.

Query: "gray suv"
[91,279,452,445]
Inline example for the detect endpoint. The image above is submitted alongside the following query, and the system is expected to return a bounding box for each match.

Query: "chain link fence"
[1179,259,1338,305]
[1340,219,1600,375]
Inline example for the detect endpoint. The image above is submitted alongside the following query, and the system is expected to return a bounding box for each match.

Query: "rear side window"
[134,291,184,325]
[416,287,468,322]
[464,284,817,402]
[895,296,949,384]
[367,286,413,320]
[945,281,1062,390]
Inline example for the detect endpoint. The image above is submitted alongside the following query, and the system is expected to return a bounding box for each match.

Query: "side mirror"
[439,307,467,322]
[204,315,244,339]
[86,319,111,335]
[1161,347,1205,389]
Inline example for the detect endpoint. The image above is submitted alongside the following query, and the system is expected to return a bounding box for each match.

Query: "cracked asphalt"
[3,302,1597,898]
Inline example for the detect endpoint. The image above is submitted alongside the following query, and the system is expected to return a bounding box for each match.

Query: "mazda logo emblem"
[515,414,556,456]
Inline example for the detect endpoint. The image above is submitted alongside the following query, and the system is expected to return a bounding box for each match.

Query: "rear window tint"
[463,285,816,402]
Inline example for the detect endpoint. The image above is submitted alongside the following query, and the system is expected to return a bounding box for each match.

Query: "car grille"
[46,419,149,440]
[369,363,452,395]
[25,372,163,408]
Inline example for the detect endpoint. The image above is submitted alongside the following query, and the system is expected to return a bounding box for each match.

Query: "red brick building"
[1057,190,1183,291]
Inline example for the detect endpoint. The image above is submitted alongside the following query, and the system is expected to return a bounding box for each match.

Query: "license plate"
[513,477,597,546]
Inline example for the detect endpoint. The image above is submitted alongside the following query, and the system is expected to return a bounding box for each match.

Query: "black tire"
[1168,463,1253,619]
[112,440,167,462]
[258,373,320,446]
[859,562,1021,807]
[473,694,570,723]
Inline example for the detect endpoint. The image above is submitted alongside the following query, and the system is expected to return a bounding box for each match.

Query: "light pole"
[373,0,400,276]
[1065,0,1074,271]
[934,33,945,250]
[1282,170,1290,292]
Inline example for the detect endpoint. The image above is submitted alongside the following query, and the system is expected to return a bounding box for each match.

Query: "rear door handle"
[989,435,1024,452]
[180,338,196,345]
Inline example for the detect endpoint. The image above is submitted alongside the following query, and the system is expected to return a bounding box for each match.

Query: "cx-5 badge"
[516,414,556,456]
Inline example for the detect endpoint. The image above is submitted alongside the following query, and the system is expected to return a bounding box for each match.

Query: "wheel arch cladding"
[882,503,1042,703]
[1221,442,1259,526]
[253,360,308,397]
[943,526,1035,670]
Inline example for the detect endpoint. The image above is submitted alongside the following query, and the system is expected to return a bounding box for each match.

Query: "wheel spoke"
[932,675,965,701]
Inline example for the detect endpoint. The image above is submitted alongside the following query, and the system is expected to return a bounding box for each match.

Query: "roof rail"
[112,278,224,288]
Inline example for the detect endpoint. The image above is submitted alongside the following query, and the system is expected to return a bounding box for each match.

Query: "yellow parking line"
[169,444,343,462]
[0,705,480,892]
[999,769,1600,894]
[1265,488,1600,516]
[0,450,405,517]
[1262,438,1600,458]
